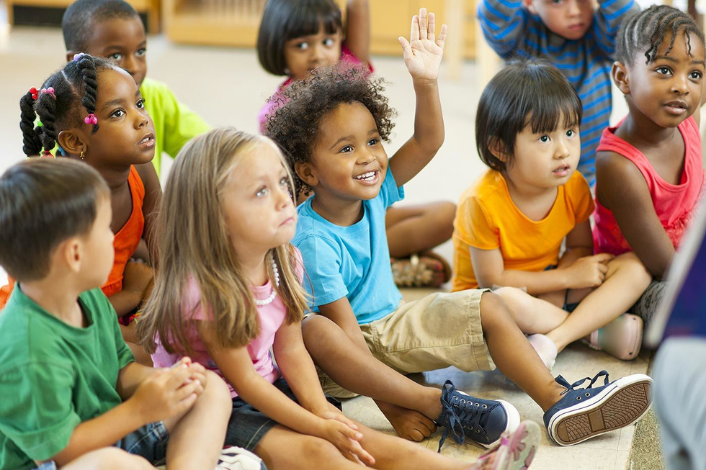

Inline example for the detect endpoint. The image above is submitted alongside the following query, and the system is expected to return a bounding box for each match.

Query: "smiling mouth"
[138,134,154,145]
[353,170,378,181]
[553,164,570,174]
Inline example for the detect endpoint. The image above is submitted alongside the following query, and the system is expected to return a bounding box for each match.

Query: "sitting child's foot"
[383,404,437,441]
[543,371,653,446]
[391,251,451,288]
[216,446,266,470]
[470,420,540,470]
[527,334,557,370]
[582,314,643,360]
[436,380,520,451]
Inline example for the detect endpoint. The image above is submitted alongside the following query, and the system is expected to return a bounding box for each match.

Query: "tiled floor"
[0,23,652,470]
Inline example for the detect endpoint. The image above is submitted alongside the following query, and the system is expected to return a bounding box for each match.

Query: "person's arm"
[592,0,640,57]
[477,0,527,58]
[596,151,675,279]
[562,220,595,264]
[108,261,154,317]
[194,321,372,464]
[135,162,162,261]
[387,9,446,187]
[344,0,370,66]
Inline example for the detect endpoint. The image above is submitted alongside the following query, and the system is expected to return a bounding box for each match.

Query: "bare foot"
[379,403,437,441]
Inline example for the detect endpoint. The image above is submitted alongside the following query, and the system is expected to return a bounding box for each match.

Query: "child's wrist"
[412,77,438,88]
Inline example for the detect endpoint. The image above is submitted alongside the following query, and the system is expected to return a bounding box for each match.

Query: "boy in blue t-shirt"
[0,159,230,470]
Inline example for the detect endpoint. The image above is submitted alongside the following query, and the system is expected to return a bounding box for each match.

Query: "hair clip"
[73,53,86,61]
[40,87,55,99]
[29,87,39,100]
[84,114,98,125]
[41,150,54,158]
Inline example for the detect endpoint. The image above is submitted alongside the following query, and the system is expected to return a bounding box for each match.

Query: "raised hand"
[398,8,447,83]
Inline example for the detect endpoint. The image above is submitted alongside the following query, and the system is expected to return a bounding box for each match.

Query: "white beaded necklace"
[254,257,280,306]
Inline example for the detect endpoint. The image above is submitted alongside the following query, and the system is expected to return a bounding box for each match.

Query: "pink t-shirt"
[258,43,373,132]
[152,251,303,398]
[593,116,705,256]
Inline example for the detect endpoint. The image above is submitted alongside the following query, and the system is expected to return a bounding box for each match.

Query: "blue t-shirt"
[293,167,404,324]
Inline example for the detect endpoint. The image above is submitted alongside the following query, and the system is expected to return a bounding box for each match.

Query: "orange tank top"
[0,166,145,309]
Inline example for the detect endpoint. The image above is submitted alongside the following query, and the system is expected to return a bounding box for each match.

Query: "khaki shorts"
[319,289,495,398]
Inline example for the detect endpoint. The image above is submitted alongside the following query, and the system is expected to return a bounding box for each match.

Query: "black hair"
[475,60,582,172]
[0,158,109,282]
[263,64,396,198]
[257,0,343,76]
[20,55,114,157]
[62,0,139,52]
[616,5,705,66]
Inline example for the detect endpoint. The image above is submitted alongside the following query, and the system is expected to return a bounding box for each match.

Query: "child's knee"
[479,291,512,330]
[431,201,456,237]
[201,370,231,411]
[300,436,341,463]
[611,252,651,285]
[73,448,152,470]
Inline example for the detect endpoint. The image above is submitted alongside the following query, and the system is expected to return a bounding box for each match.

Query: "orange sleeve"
[568,172,595,224]
[0,278,16,311]
[457,195,500,251]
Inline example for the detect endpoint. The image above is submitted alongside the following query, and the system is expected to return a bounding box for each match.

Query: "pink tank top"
[593,116,705,256]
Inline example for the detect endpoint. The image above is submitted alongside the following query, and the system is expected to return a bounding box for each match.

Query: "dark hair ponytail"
[19,92,42,156]
[77,55,100,133]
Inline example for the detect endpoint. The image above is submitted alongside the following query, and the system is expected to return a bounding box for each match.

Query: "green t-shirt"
[0,287,134,470]
[140,77,211,176]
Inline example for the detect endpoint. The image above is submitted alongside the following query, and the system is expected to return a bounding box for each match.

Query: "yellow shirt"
[451,170,594,291]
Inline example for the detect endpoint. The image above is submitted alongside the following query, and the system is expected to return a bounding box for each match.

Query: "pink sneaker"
[470,420,540,470]
[584,314,643,360]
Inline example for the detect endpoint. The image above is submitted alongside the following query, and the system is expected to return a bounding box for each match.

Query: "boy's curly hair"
[263,64,396,198]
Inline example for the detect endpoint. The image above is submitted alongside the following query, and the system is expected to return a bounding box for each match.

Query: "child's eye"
[566,129,576,137]
[111,109,126,118]
[656,66,672,75]
[136,49,146,57]
[323,38,335,47]
[539,135,550,143]
[689,71,703,80]
[367,138,379,146]
[108,53,123,61]
[256,187,268,197]
[295,41,309,50]
[137,99,145,109]
[340,145,353,153]
[279,176,289,186]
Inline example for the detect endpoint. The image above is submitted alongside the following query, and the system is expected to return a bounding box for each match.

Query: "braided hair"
[19,54,113,157]
[616,5,705,66]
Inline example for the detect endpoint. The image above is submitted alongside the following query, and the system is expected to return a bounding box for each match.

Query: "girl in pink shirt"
[138,128,541,470]
[594,6,706,328]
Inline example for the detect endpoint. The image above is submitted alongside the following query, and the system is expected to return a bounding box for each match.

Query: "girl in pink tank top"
[594,6,705,283]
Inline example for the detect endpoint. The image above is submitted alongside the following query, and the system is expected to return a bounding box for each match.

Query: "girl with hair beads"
[257,0,455,289]
[594,5,705,329]
[138,127,541,470]
[266,12,653,449]
[451,60,652,366]
[8,54,160,365]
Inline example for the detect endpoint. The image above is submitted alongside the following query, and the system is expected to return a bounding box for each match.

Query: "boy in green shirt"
[0,159,231,470]
[61,0,211,176]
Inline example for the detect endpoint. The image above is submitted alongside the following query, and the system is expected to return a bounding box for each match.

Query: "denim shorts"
[224,377,341,451]
[34,421,169,469]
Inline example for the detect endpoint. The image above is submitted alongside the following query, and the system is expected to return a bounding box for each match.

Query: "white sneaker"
[215,446,265,470]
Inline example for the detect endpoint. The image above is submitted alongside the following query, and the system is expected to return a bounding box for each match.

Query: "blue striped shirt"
[477,0,639,184]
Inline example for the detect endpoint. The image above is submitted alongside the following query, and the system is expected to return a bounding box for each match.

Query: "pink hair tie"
[84,114,98,125]
[40,87,55,99]
[73,53,86,61]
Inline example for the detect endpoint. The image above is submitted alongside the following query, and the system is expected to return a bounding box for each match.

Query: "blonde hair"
[139,127,308,356]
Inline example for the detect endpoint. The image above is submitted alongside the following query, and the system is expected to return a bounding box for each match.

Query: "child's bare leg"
[61,448,153,470]
[303,315,441,440]
[493,287,568,334]
[479,292,565,411]
[545,252,651,351]
[386,202,456,257]
[162,370,231,470]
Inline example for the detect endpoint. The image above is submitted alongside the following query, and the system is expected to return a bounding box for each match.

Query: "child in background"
[138,127,542,470]
[477,0,640,185]
[0,159,230,470]
[452,60,651,367]
[266,10,653,448]
[9,55,161,365]
[258,0,455,288]
[62,0,211,177]
[594,5,705,330]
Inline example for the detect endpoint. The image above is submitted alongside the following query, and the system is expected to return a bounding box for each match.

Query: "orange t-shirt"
[0,166,145,309]
[451,169,594,291]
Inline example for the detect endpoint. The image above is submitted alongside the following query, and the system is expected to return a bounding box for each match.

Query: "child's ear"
[523,0,538,15]
[65,50,76,63]
[57,237,83,274]
[488,137,510,163]
[58,130,87,159]
[295,162,319,188]
[612,61,630,95]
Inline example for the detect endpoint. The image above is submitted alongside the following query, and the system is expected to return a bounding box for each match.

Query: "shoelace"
[436,381,492,452]
[556,370,611,396]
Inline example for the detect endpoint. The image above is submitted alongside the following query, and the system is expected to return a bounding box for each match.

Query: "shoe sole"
[498,421,540,470]
[481,399,521,448]
[547,375,653,446]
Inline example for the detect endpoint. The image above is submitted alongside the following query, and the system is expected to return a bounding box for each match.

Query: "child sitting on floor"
[62,0,211,176]
[257,0,455,288]
[594,5,706,331]
[477,0,640,184]
[452,60,651,366]
[265,9,653,448]
[0,158,230,470]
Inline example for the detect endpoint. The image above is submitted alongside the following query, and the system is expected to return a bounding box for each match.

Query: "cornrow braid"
[19,92,42,156]
[616,5,705,66]
[34,87,60,153]
[77,55,100,133]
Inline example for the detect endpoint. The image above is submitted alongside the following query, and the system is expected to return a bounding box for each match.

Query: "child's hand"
[398,8,447,83]
[565,253,614,289]
[123,260,154,297]
[174,357,208,391]
[317,415,375,466]
[129,364,203,424]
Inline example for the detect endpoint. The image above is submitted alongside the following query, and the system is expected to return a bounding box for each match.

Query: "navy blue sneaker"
[436,380,520,452]
[543,371,652,446]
